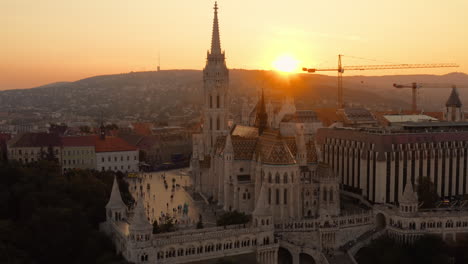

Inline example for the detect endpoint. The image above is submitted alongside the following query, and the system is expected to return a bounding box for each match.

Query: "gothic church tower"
[203,2,229,154]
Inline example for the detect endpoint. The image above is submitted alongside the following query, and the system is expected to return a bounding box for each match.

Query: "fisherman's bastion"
[100,3,468,263]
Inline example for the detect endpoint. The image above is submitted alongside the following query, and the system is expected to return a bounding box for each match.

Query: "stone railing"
[152,225,269,246]
[275,212,374,232]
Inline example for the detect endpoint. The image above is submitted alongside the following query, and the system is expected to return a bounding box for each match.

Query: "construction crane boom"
[393,82,468,112]
[302,54,459,108]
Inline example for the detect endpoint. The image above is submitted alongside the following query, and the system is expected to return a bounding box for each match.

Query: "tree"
[417,176,440,208]
[152,220,160,234]
[216,211,251,227]
[196,214,204,229]
[0,161,130,263]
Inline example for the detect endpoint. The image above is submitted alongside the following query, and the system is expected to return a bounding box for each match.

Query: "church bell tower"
[203,1,229,154]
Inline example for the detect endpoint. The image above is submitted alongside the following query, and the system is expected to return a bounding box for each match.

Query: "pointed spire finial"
[210,1,221,54]
[106,176,126,209]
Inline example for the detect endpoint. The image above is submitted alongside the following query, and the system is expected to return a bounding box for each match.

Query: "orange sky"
[1,0,467,90]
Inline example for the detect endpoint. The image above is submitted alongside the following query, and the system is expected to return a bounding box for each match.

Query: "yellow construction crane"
[393,83,468,112]
[302,54,459,108]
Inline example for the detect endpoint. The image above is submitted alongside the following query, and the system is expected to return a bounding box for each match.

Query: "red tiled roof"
[95,136,137,152]
[62,136,95,147]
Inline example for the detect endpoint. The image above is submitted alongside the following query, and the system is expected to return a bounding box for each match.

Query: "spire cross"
[214,1,218,12]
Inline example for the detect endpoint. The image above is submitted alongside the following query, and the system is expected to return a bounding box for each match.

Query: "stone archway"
[376,213,386,229]
[278,247,293,264]
[299,253,316,264]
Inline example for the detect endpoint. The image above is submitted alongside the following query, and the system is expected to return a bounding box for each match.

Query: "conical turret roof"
[401,182,418,204]
[253,184,272,216]
[129,196,152,232]
[446,87,462,108]
[106,176,126,209]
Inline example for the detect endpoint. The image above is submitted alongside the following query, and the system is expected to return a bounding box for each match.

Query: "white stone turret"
[129,196,152,243]
[253,183,273,228]
[445,87,464,122]
[106,176,126,222]
[399,182,419,216]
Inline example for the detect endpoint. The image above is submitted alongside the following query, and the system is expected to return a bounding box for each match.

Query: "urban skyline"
[2,0,468,89]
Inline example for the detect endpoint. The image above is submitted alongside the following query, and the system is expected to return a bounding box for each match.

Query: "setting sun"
[272,55,300,73]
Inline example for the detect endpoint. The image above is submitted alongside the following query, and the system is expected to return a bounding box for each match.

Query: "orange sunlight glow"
[272,55,300,73]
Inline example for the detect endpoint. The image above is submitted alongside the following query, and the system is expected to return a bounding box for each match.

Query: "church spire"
[255,88,268,135]
[210,1,222,54]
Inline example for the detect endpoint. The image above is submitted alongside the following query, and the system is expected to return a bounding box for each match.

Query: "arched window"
[330,189,334,202]
[276,189,280,205]
[210,118,213,130]
[217,95,220,108]
[284,173,288,184]
[284,189,288,204]
[268,173,272,183]
[268,188,271,204]
[210,95,213,108]
[275,173,280,184]
[323,188,327,201]
[216,117,220,130]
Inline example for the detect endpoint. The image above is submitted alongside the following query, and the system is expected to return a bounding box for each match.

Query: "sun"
[272,55,299,73]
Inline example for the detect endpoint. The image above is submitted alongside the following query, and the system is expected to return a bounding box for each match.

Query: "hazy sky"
[1,0,468,90]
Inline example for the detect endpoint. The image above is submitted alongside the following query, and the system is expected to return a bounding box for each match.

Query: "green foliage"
[0,161,130,263]
[216,210,251,227]
[152,220,160,234]
[197,214,203,229]
[79,126,91,134]
[417,176,440,208]
[153,217,177,234]
[356,235,453,264]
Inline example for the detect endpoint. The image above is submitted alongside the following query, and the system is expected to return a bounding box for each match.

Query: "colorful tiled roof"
[256,130,295,165]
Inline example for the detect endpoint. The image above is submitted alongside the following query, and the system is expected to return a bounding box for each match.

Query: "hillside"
[0,70,467,120]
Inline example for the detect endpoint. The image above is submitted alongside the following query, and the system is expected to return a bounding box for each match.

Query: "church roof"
[256,130,296,165]
[232,125,259,138]
[252,183,272,216]
[129,196,152,232]
[106,176,126,209]
[401,182,418,204]
[446,87,462,107]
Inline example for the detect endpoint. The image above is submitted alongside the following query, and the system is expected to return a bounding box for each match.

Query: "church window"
[210,118,213,130]
[216,117,220,130]
[210,95,213,108]
[268,188,271,204]
[330,189,334,202]
[268,173,272,183]
[284,173,288,184]
[275,173,280,184]
[323,189,327,201]
[284,189,288,204]
[276,189,280,205]
[217,95,220,108]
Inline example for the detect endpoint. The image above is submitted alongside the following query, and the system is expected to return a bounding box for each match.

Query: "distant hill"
[0,70,466,120]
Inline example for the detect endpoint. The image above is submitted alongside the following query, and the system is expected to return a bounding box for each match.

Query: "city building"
[95,132,139,173]
[61,136,96,172]
[7,132,62,163]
